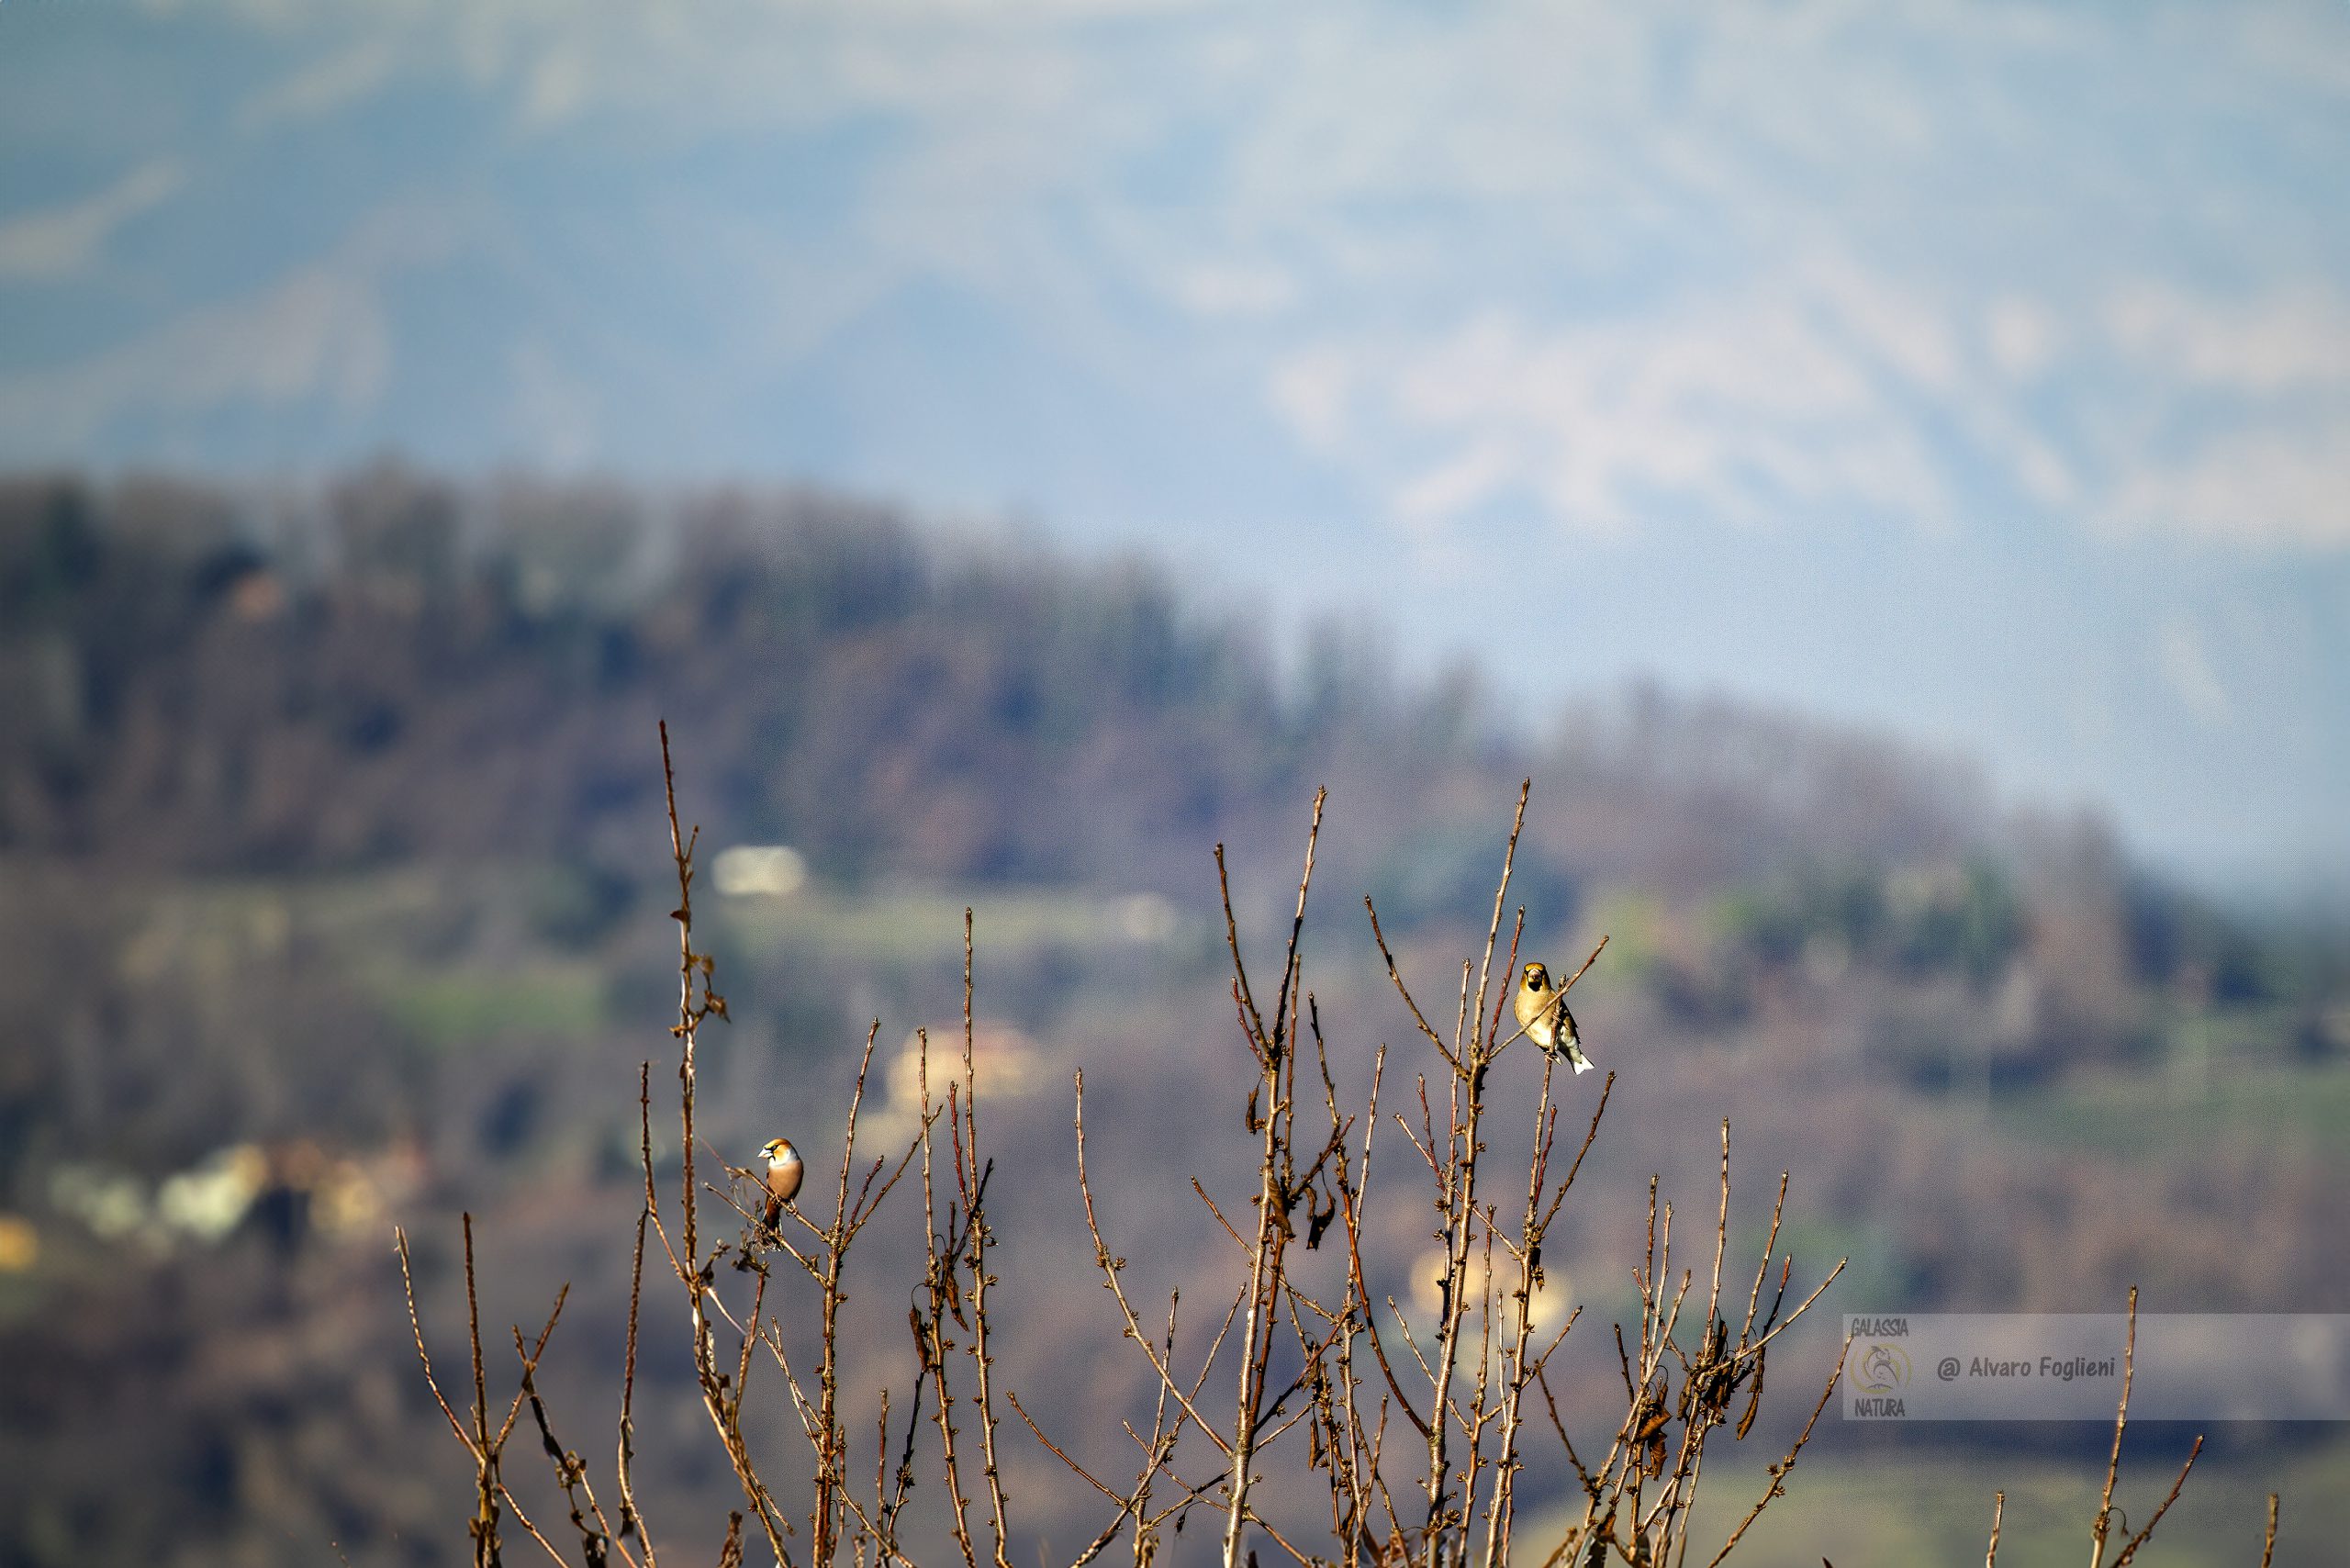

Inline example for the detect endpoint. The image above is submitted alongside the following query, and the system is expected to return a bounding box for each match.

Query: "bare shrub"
[396,731,2276,1567]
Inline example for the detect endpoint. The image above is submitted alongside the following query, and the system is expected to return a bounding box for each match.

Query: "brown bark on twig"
[394,738,2255,1568]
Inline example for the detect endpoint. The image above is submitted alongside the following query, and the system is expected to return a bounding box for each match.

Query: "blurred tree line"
[4,464,1371,882]
[2,463,2326,1010]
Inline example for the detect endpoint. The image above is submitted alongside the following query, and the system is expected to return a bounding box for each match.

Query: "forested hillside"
[1,467,2344,1567]
[2,465,2007,889]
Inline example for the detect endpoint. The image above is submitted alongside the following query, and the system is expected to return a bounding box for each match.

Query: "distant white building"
[713,845,809,898]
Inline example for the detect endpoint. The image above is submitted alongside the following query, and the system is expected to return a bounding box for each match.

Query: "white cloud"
[2077,284,2350,547]
[2100,428,2350,550]
[519,42,593,129]
[2158,616,2232,726]
[506,340,601,466]
[1271,253,2350,551]
[1166,262,1297,320]
[1393,440,1516,534]
[1268,349,1351,453]
[0,199,464,453]
[1984,297,2060,381]
[2105,283,2350,396]
[238,37,403,129]
[1277,268,1961,537]
[0,267,388,450]
[0,161,185,280]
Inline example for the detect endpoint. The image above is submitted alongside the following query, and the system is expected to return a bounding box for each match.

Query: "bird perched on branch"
[759,1137,804,1230]
[1515,962,1593,1074]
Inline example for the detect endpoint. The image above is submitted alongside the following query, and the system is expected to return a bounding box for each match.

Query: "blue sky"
[2,1,2345,893]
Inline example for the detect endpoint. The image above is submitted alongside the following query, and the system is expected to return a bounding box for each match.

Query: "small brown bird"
[759,1137,804,1230]
[1514,962,1593,1074]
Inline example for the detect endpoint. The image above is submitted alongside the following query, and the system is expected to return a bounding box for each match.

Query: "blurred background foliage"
[1,467,2344,1566]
